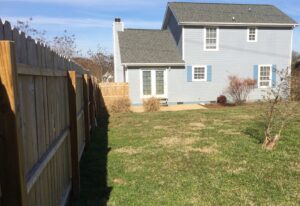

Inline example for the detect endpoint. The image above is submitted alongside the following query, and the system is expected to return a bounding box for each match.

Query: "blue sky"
[1,0,299,54]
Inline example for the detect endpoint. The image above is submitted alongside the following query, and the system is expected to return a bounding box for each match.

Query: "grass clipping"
[109,97,131,113]
[143,97,160,112]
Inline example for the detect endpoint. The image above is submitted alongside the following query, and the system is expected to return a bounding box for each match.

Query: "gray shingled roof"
[118,29,184,64]
[169,2,297,25]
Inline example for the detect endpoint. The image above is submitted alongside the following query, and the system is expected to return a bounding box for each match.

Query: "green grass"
[76,104,300,205]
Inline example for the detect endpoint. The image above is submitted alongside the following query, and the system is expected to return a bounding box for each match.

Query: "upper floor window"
[192,65,207,81]
[204,27,219,51]
[248,28,257,42]
[258,65,271,88]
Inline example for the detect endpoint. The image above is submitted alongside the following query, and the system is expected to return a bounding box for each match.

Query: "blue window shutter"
[272,65,277,88]
[207,65,212,82]
[253,65,258,88]
[187,65,192,82]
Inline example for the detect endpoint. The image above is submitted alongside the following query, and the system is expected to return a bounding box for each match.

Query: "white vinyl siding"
[204,27,219,51]
[258,65,272,88]
[247,28,257,42]
[192,65,207,81]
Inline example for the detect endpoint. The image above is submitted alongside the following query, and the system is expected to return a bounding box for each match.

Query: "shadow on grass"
[73,108,112,206]
[244,121,265,144]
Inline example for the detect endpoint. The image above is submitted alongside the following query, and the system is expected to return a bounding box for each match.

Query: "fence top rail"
[0,19,89,75]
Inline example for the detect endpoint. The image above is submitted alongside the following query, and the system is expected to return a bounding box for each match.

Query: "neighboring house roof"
[167,2,297,26]
[118,29,184,65]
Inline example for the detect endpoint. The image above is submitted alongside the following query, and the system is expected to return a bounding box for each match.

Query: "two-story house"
[113,2,297,105]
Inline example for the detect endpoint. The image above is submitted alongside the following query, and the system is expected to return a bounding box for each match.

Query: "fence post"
[0,41,28,205]
[89,77,95,128]
[67,70,80,198]
[82,74,90,147]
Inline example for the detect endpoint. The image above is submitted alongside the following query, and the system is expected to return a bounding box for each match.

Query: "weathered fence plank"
[67,71,80,198]
[0,41,27,206]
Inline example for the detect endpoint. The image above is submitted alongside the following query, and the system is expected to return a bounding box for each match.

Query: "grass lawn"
[75,104,300,205]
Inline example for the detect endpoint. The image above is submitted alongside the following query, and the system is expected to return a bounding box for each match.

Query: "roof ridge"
[168,2,274,6]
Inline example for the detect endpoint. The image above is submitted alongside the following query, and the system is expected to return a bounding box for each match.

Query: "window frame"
[247,27,258,42]
[204,27,219,51]
[192,65,207,82]
[258,64,272,88]
[140,69,168,98]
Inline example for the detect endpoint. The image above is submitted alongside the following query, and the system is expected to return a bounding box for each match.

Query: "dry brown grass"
[185,145,218,154]
[143,97,160,112]
[109,97,131,113]
[113,147,142,155]
[113,178,127,185]
[158,137,198,147]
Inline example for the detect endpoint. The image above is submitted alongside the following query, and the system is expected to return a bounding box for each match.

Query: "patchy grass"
[78,104,300,205]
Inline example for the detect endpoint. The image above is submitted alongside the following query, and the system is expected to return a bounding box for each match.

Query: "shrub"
[217,95,227,105]
[109,97,131,113]
[143,97,160,112]
[226,75,256,104]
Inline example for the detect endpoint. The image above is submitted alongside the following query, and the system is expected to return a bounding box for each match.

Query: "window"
[258,65,271,88]
[141,70,167,97]
[142,71,151,95]
[204,27,219,50]
[248,28,257,42]
[192,66,206,81]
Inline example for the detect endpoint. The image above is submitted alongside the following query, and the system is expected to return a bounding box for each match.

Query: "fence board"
[0,41,27,206]
[0,19,102,205]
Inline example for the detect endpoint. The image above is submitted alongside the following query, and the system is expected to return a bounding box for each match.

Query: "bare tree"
[260,68,298,150]
[87,46,114,80]
[15,18,48,44]
[51,30,80,59]
[14,18,79,59]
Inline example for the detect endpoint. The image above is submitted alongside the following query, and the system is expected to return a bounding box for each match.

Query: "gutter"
[179,22,298,28]
[122,63,185,67]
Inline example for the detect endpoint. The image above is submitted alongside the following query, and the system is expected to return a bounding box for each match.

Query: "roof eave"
[179,22,298,27]
[122,62,185,67]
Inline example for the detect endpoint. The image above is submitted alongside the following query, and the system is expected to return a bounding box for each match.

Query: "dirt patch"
[114,147,142,155]
[113,178,127,185]
[159,137,198,147]
[218,129,241,135]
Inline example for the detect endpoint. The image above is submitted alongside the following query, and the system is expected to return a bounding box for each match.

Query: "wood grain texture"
[67,70,80,197]
[0,41,28,205]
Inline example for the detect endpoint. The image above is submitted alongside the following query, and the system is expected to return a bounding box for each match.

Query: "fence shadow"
[73,90,112,206]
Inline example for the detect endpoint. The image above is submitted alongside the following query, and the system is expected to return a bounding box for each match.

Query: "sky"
[0,0,299,55]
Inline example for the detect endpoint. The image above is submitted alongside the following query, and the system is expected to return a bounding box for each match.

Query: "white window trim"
[247,27,258,42]
[258,64,272,88]
[192,65,207,81]
[140,69,168,99]
[204,27,219,51]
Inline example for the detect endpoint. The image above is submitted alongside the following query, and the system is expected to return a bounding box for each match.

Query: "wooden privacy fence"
[99,82,129,107]
[0,20,101,206]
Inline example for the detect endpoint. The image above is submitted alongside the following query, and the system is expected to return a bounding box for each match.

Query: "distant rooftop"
[168,2,297,25]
